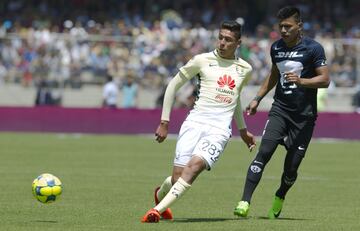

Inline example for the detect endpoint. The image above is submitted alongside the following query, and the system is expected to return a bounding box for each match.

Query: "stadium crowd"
[0,0,359,107]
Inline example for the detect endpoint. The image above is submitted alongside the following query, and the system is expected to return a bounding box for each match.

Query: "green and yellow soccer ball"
[32,173,62,203]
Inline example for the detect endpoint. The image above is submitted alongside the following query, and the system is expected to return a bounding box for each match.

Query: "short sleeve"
[270,43,276,65]
[312,43,327,68]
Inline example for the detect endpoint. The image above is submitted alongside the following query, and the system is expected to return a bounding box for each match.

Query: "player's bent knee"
[257,139,278,163]
[181,156,207,184]
[187,157,206,174]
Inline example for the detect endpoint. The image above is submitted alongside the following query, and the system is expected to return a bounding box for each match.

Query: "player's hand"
[284,72,301,85]
[239,129,256,152]
[155,121,169,143]
[246,100,259,115]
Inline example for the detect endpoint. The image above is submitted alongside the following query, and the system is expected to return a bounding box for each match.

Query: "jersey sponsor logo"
[275,51,304,58]
[320,60,327,66]
[215,94,233,104]
[216,88,235,95]
[274,45,282,50]
[217,74,236,90]
[209,63,218,67]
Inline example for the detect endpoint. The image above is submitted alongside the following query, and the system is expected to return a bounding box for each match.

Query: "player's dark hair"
[277,6,302,23]
[220,20,242,39]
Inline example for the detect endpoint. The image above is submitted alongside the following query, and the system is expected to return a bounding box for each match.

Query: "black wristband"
[253,95,263,102]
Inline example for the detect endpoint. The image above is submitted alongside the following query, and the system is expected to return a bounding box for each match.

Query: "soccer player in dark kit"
[233,5,330,219]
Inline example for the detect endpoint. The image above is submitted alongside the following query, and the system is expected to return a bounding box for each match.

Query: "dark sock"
[275,173,297,199]
[241,139,278,203]
[241,161,264,202]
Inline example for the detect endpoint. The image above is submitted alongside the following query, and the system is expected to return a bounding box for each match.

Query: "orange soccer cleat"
[154,187,173,220]
[141,208,161,223]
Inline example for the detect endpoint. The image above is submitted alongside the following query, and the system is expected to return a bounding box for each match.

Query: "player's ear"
[237,38,242,46]
[298,21,303,34]
[298,21,303,29]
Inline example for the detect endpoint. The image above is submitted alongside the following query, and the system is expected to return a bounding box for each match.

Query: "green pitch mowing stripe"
[0,132,359,231]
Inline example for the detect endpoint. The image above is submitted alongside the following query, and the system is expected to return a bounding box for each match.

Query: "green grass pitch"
[0,132,359,231]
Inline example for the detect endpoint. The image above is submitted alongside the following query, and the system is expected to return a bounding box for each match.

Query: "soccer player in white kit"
[141,20,256,223]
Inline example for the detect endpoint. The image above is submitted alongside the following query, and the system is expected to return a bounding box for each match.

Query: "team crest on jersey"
[217,75,235,90]
[236,66,244,75]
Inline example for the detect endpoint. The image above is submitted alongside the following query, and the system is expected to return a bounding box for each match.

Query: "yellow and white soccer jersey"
[179,50,252,132]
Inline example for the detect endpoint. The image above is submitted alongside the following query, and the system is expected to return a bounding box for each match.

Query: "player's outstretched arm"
[239,128,256,152]
[246,64,279,115]
[155,73,188,143]
[234,98,256,151]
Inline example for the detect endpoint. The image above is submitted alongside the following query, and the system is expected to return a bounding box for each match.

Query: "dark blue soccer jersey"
[270,36,327,118]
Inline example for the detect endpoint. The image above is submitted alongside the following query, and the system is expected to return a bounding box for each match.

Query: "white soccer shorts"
[174,120,231,170]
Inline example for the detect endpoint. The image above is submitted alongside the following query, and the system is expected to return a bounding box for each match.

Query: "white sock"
[157,176,172,202]
[154,177,191,213]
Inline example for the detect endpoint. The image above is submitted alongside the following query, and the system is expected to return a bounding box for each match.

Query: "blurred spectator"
[317,88,328,112]
[121,72,138,108]
[0,0,358,109]
[102,74,118,108]
[0,61,7,84]
[156,86,167,108]
[0,0,358,92]
[352,85,360,114]
[35,80,54,106]
[174,81,197,108]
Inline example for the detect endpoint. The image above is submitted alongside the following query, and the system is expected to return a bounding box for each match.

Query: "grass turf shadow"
[171,217,240,223]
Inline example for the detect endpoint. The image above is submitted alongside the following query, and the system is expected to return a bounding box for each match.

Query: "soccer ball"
[32,173,62,203]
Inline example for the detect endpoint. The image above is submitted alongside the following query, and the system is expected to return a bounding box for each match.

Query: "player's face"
[216,29,240,59]
[278,16,302,46]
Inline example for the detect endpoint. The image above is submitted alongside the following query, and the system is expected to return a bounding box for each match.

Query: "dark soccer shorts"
[261,110,315,155]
